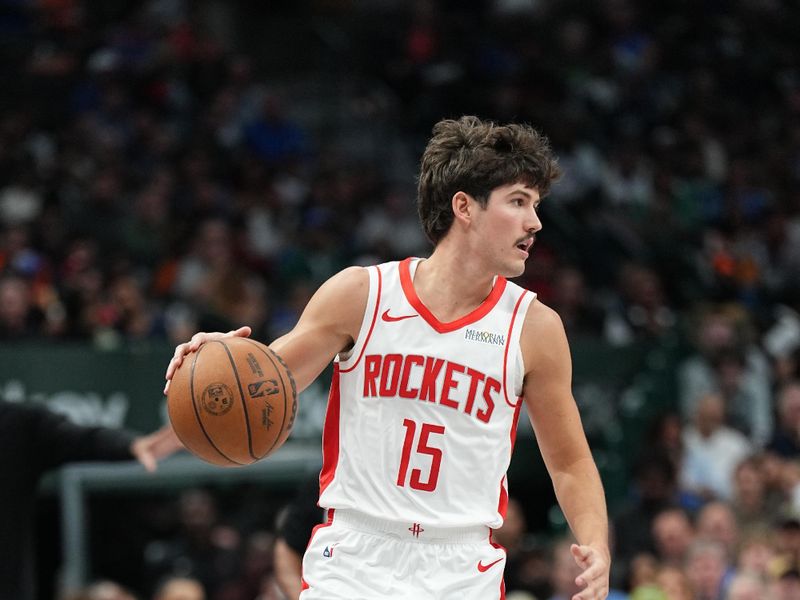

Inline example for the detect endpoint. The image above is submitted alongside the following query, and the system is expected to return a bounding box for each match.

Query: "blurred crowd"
[4,0,800,598]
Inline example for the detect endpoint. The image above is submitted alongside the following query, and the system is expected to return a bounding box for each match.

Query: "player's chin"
[502,259,527,278]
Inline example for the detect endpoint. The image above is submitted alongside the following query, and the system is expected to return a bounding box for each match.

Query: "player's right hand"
[163,326,252,394]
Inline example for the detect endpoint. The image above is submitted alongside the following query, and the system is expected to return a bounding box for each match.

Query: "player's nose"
[525,206,542,233]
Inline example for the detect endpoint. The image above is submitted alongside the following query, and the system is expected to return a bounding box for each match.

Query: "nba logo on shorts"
[323,544,337,558]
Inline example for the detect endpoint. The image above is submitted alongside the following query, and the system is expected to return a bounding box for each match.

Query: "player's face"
[473,183,542,277]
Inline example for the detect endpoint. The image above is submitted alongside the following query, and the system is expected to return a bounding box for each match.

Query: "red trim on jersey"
[300,509,335,593]
[502,289,529,408]
[498,401,524,519]
[399,257,508,333]
[489,531,508,600]
[340,265,382,373]
[319,367,341,496]
[498,476,509,519]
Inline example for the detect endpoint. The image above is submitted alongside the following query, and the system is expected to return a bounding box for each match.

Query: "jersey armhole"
[506,291,537,403]
[337,265,381,372]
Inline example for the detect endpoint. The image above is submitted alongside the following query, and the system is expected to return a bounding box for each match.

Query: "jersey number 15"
[396,419,445,492]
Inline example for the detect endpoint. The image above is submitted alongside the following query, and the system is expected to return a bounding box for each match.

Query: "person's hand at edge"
[163,326,252,394]
[571,543,610,600]
[130,424,184,472]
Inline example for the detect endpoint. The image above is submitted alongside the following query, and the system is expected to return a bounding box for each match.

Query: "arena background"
[2,0,800,598]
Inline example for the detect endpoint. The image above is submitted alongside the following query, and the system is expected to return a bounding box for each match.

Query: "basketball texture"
[167,337,297,466]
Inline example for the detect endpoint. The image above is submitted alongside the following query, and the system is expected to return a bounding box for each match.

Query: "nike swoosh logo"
[381,309,418,322]
[477,558,503,572]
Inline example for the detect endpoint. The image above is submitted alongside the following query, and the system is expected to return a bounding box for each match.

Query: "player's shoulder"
[519,298,571,374]
[323,265,370,296]
[520,297,567,341]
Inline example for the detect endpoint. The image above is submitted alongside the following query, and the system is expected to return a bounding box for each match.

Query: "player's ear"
[452,191,473,226]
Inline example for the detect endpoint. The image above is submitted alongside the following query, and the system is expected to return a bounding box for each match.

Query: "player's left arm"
[521,300,610,600]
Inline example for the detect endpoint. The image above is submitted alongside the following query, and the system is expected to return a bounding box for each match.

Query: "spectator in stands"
[0,400,181,600]
[772,514,800,579]
[216,531,280,600]
[695,501,740,566]
[651,507,695,568]
[71,579,139,600]
[355,188,428,262]
[144,488,240,599]
[626,552,659,594]
[768,381,800,459]
[762,304,800,386]
[771,566,800,600]
[684,539,730,600]
[646,412,685,476]
[679,393,753,502]
[736,528,777,582]
[243,92,309,168]
[653,565,693,600]
[678,307,772,446]
[725,573,769,600]
[101,273,167,343]
[612,450,679,587]
[731,455,778,532]
[152,576,205,600]
[603,263,677,347]
[0,273,44,339]
[171,218,238,306]
[600,144,654,211]
[549,265,605,340]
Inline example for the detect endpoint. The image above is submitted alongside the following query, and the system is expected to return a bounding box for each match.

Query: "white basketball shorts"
[300,509,507,599]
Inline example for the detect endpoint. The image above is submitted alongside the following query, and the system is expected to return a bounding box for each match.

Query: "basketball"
[167,337,297,466]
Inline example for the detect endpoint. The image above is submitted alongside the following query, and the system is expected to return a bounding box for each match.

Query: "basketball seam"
[261,348,288,457]
[219,340,258,461]
[190,343,245,466]
[241,338,293,458]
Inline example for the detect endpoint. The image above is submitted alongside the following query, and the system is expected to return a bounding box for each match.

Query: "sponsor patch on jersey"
[464,328,505,346]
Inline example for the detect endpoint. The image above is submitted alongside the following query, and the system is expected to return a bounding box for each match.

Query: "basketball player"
[165,116,610,599]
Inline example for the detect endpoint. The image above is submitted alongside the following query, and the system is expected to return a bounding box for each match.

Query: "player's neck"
[413,246,497,321]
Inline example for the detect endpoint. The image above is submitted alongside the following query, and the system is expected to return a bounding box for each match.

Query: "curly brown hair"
[417,115,561,245]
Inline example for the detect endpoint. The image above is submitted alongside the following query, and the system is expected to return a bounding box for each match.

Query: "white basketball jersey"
[317,258,536,529]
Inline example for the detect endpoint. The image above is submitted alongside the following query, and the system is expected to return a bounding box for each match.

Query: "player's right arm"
[164,266,368,395]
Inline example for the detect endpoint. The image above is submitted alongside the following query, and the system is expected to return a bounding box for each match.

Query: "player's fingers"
[188,332,207,351]
[163,379,170,395]
[575,569,600,588]
[575,562,603,588]
[165,342,191,379]
[138,451,157,473]
[170,342,188,365]
[164,358,180,383]
[572,585,606,600]
[166,329,251,387]
[570,544,590,566]
[165,358,177,379]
